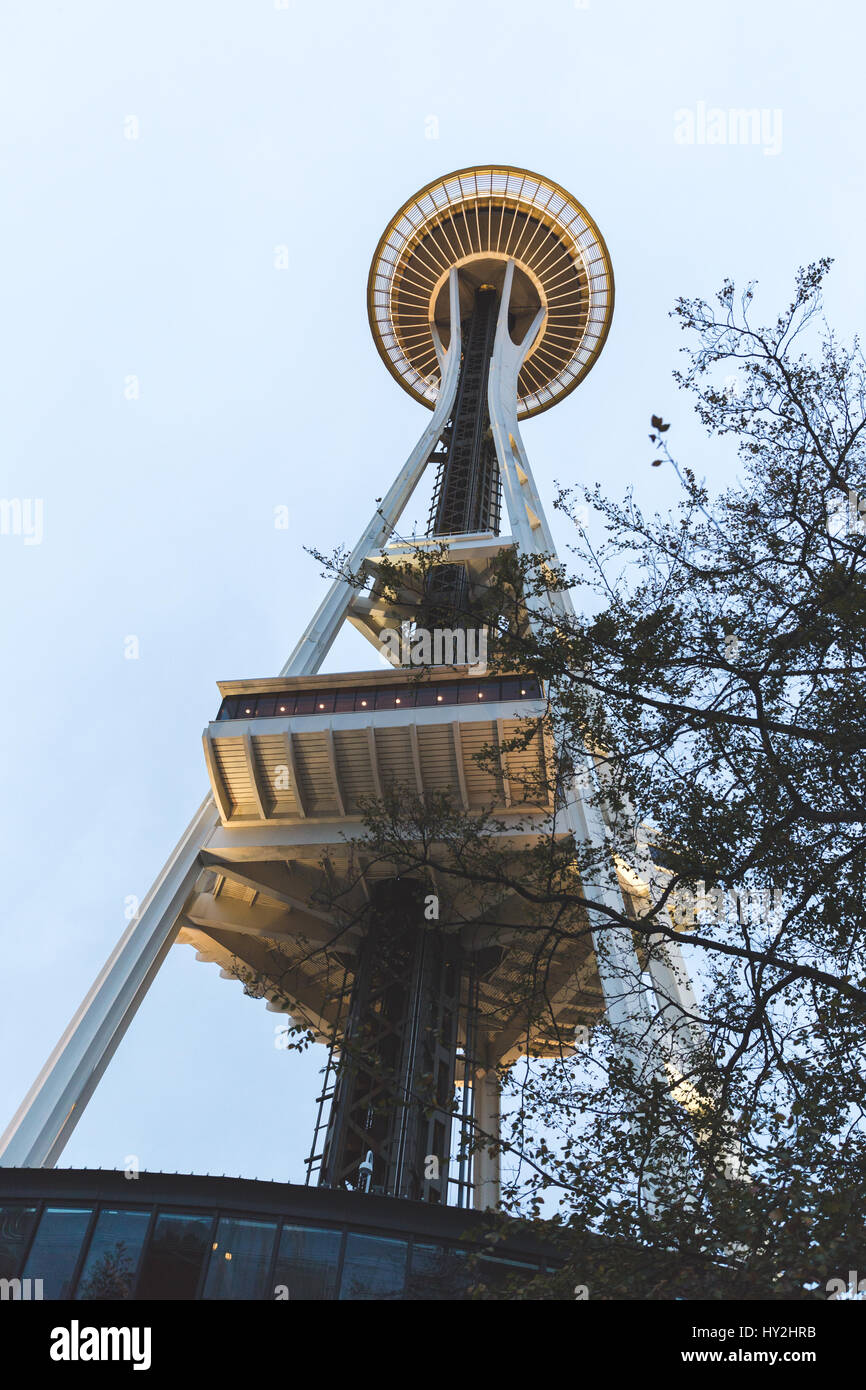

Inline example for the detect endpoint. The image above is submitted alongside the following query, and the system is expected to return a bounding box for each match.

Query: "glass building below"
[0,1169,556,1301]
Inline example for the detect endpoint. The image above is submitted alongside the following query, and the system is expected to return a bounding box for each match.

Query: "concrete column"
[473,1067,501,1210]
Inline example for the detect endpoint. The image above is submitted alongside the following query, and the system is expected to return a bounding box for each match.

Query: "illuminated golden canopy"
[367,165,614,419]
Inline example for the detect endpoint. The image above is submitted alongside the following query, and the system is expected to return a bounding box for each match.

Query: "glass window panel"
[375,687,404,709]
[74,1208,150,1301]
[0,1205,38,1280]
[475,680,500,702]
[520,676,541,698]
[23,1207,92,1299]
[217,698,238,721]
[314,692,335,714]
[476,1254,536,1294]
[135,1212,212,1301]
[256,696,276,717]
[272,1224,342,1301]
[499,677,522,700]
[405,1242,468,1300]
[339,1233,407,1301]
[354,690,375,711]
[435,684,458,705]
[202,1217,277,1301]
[415,683,440,707]
[458,683,479,702]
[334,691,355,712]
[294,693,316,714]
[240,697,257,717]
[275,693,295,715]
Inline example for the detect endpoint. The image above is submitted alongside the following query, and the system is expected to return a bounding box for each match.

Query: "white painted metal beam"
[284,731,306,818]
[0,797,218,1167]
[473,1067,501,1211]
[202,733,233,824]
[496,719,511,808]
[243,730,270,821]
[408,724,424,796]
[198,858,340,928]
[451,722,470,810]
[487,262,661,1062]
[325,728,346,817]
[280,267,464,678]
[366,725,382,798]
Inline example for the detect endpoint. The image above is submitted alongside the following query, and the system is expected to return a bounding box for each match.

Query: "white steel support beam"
[366,725,382,798]
[487,262,663,1065]
[324,728,346,818]
[243,730,269,821]
[451,722,470,810]
[202,732,232,824]
[182,895,354,952]
[280,268,464,678]
[496,719,511,807]
[408,724,424,796]
[473,1067,501,1211]
[0,797,218,1167]
[284,731,306,818]
[624,847,711,1069]
[197,859,343,929]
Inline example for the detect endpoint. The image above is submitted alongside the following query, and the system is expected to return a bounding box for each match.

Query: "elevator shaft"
[423,285,502,626]
[318,293,507,1203]
[318,880,463,1202]
[430,285,501,538]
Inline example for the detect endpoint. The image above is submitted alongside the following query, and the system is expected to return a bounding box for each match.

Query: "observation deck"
[368,165,614,419]
[203,667,549,828]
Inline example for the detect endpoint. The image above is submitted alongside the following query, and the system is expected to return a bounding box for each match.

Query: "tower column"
[487,261,657,1055]
[318,880,463,1202]
[473,1065,501,1211]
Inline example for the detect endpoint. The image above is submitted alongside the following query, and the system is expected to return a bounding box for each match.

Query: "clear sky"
[1,0,863,1184]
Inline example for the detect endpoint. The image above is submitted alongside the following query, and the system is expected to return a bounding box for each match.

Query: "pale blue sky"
[1,0,863,1183]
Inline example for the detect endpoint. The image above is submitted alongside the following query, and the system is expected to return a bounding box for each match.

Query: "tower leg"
[645,932,705,1065]
[487,262,655,1054]
[281,267,465,678]
[486,264,711,1201]
[318,880,462,1202]
[473,1067,501,1211]
[0,797,218,1167]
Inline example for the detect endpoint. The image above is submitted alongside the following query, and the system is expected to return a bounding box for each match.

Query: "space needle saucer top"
[367,165,614,420]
